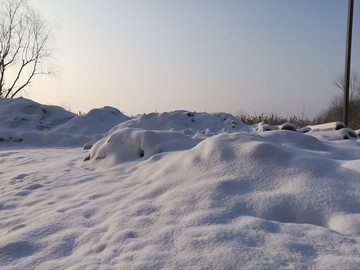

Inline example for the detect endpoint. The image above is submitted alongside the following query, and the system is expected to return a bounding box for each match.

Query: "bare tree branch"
[0,0,55,98]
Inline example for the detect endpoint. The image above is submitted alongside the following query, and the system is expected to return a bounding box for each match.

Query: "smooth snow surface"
[1,98,360,269]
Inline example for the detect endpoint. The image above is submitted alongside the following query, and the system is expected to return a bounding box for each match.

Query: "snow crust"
[1,98,360,269]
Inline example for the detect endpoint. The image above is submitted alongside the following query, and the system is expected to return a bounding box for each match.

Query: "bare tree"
[0,0,54,98]
[334,72,360,101]
[317,72,360,128]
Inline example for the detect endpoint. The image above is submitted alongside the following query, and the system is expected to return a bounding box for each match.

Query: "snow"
[307,121,346,131]
[52,106,130,136]
[0,98,130,147]
[108,110,247,137]
[1,98,360,269]
[85,128,197,166]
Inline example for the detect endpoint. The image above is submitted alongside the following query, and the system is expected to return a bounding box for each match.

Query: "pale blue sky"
[29,0,360,117]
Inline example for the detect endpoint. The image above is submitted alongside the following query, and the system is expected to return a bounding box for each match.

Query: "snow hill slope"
[1,98,360,269]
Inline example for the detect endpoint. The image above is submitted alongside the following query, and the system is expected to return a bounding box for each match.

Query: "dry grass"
[239,112,360,130]
[239,113,323,129]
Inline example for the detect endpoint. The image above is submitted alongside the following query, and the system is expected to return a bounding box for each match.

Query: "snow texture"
[1,98,360,269]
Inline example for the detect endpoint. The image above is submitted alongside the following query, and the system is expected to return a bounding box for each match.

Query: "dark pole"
[344,0,354,127]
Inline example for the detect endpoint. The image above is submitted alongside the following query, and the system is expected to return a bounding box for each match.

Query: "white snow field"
[1,98,360,269]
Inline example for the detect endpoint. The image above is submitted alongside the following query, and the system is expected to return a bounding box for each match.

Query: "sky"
[26,0,360,118]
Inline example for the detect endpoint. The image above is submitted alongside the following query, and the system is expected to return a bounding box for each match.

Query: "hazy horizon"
[27,0,360,118]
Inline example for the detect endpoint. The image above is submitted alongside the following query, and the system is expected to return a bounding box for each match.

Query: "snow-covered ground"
[1,98,360,269]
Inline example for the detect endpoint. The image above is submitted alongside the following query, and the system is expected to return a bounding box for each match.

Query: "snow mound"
[85,128,197,164]
[109,111,247,136]
[0,98,131,147]
[162,131,360,232]
[53,106,130,135]
[0,97,75,133]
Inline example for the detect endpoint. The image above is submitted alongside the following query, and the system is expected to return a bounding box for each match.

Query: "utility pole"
[344,0,354,127]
